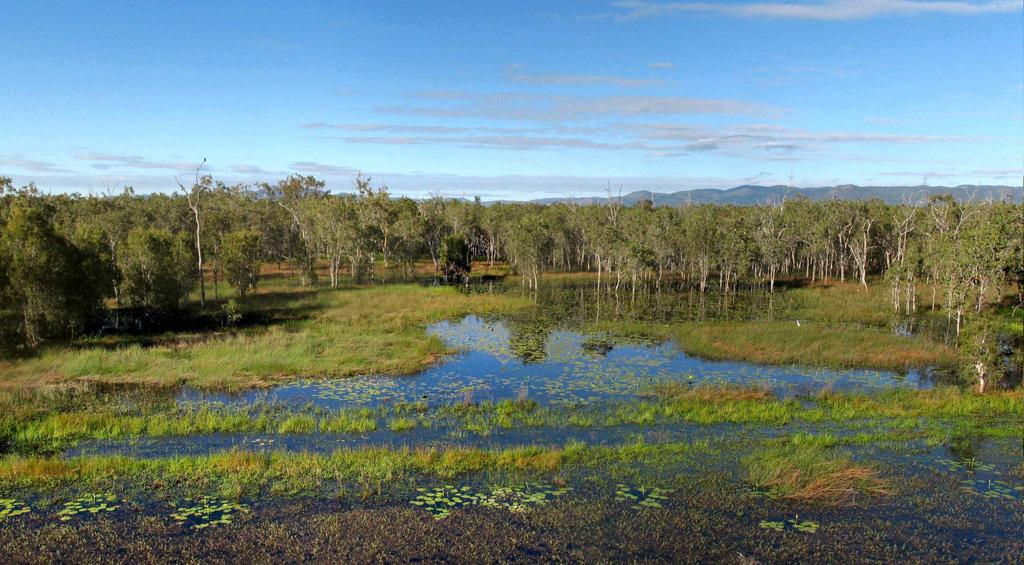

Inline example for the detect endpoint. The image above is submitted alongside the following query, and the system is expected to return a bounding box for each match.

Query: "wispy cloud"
[628,122,977,144]
[74,152,201,172]
[8,158,1018,200]
[289,161,361,176]
[504,64,661,87]
[299,122,547,135]
[230,164,273,174]
[881,168,1024,179]
[603,1,1021,22]
[307,118,977,161]
[316,134,636,151]
[648,61,675,69]
[0,156,71,173]
[378,92,773,121]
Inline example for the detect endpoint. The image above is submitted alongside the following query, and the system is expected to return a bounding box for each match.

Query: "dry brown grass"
[783,466,893,502]
[745,443,892,504]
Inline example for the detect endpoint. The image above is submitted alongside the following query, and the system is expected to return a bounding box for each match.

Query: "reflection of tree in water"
[508,322,551,363]
[581,336,614,358]
[525,280,805,326]
[948,433,984,463]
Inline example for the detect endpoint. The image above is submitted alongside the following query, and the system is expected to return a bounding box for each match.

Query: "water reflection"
[180,315,934,409]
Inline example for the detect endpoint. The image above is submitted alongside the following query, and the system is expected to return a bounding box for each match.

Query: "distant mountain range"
[520,184,1022,206]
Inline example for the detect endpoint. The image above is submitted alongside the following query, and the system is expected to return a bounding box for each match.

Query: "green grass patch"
[744,439,891,503]
[668,321,955,371]
[0,283,529,390]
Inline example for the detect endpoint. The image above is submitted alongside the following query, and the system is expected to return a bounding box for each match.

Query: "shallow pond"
[180,315,935,409]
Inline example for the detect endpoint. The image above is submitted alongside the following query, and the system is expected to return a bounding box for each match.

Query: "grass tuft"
[744,440,891,503]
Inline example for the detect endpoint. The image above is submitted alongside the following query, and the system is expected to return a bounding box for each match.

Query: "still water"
[179,314,934,409]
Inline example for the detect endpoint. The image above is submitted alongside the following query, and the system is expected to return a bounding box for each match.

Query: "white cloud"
[378,92,773,122]
[74,152,201,172]
[0,156,71,173]
[604,1,1021,21]
[881,168,1023,179]
[230,164,273,174]
[504,64,661,87]
[289,161,361,176]
[305,117,978,162]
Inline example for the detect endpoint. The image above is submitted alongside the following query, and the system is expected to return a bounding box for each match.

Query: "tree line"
[1,174,1021,352]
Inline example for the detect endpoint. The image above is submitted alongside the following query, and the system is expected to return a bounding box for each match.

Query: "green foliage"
[759,517,820,533]
[0,283,529,389]
[221,230,261,296]
[0,498,30,521]
[56,493,120,521]
[441,234,472,283]
[410,483,571,519]
[743,441,890,503]
[120,227,193,319]
[614,484,672,510]
[0,198,108,345]
[958,316,1003,391]
[170,495,249,529]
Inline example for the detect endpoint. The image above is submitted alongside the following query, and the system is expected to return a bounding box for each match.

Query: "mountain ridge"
[512,184,1022,206]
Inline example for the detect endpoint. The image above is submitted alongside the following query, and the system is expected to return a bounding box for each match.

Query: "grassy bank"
[668,320,956,370]
[0,440,710,496]
[591,317,955,371]
[0,283,529,390]
[3,386,1020,455]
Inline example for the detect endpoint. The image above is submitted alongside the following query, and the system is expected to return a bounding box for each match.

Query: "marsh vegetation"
[0,177,1021,562]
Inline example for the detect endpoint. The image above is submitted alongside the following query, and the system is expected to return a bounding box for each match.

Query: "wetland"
[1,276,1021,563]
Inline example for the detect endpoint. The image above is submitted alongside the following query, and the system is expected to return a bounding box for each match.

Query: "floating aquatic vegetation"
[935,458,996,474]
[614,484,673,510]
[480,484,572,513]
[181,314,927,411]
[746,485,783,500]
[759,519,784,532]
[960,479,1024,501]
[410,483,571,520]
[170,496,250,529]
[248,438,275,448]
[759,517,820,533]
[411,485,485,520]
[0,498,31,521]
[56,493,120,522]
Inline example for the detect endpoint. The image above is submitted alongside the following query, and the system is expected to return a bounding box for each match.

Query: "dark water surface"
[179,314,935,409]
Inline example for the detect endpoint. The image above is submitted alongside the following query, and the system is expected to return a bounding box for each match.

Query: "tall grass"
[669,320,955,370]
[744,439,891,503]
[0,284,529,390]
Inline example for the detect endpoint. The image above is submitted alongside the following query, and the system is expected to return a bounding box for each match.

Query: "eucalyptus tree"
[647,205,680,287]
[355,175,397,267]
[883,203,923,314]
[846,200,883,290]
[178,163,211,306]
[480,203,507,267]
[202,182,253,299]
[121,227,195,320]
[221,229,262,296]
[0,195,109,344]
[262,175,327,286]
[717,206,752,295]
[390,197,426,279]
[504,205,552,289]
[311,196,359,286]
[418,195,451,272]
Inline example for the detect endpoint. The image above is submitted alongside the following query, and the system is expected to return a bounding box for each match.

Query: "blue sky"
[1,1,1021,199]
